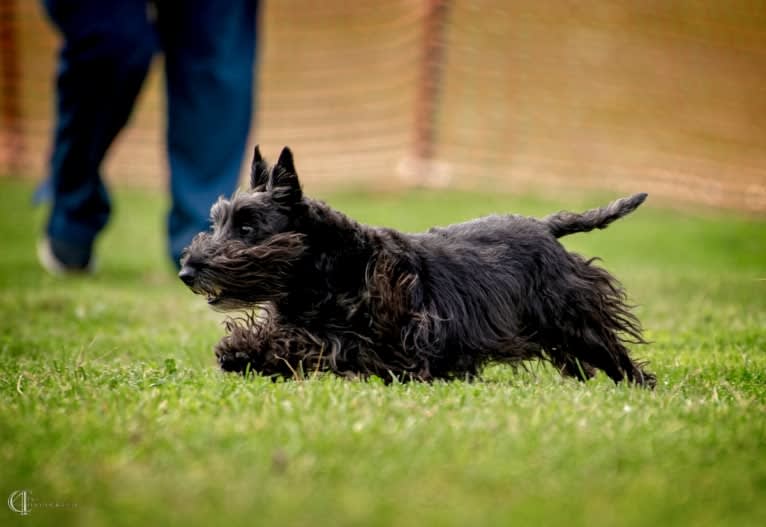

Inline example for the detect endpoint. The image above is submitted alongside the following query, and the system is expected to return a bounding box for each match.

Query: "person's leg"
[157,0,259,266]
[41,0,157,268]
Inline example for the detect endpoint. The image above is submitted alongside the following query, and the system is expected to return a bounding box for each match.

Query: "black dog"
[179,146,655,387]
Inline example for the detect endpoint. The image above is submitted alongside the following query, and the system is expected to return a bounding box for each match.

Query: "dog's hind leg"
[551,255,656,388]
[563,327,655,388]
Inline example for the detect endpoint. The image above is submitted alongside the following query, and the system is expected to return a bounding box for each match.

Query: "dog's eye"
[238,225,254,236]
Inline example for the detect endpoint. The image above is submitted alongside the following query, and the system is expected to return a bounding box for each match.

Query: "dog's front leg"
[214,316,331,379]
[214,316,268,375]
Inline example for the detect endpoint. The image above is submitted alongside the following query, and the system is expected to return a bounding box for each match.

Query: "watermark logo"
[7,490,31,516]
[7,490,78,515]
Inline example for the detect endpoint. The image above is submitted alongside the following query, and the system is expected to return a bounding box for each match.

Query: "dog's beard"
[186,232,307,311]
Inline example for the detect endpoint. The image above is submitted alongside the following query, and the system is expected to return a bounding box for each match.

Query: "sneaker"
[37,237,95,275]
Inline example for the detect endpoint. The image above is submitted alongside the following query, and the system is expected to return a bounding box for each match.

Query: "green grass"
[1,178,764,526]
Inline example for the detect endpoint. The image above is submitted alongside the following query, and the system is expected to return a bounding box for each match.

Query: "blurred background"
[1,0,765,214]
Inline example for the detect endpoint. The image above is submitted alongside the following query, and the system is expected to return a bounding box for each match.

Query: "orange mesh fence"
[1,0,765,213]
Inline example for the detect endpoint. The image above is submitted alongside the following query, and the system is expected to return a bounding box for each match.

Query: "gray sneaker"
[37,237,95,275]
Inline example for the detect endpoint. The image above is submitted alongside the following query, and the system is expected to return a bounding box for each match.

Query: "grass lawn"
[1,178,764,526]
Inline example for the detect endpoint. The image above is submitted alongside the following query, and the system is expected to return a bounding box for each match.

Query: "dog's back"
[420,192,647,243]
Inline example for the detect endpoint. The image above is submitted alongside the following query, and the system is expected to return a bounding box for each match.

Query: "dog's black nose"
[178,265,197,286]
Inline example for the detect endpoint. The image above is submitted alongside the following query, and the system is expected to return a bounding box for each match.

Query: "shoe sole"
[37,238,95,275]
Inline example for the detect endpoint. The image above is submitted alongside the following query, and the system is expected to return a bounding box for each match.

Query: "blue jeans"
[41,0,258,265]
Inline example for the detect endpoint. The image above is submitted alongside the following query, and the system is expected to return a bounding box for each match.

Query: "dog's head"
[178,146,308,310]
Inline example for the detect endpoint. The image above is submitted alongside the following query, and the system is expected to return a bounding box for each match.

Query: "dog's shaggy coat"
[179,146,655,387]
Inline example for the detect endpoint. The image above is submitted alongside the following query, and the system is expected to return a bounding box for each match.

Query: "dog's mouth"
[207,293,222,306]
[190,284,225,305]
[205,287,226,306]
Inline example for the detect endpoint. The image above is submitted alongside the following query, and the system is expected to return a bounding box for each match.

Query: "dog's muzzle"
[178,261,224,305]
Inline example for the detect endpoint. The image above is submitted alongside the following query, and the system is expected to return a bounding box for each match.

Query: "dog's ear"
[276,146,296,175]
[268,146,302,204]
[250,145,270,191]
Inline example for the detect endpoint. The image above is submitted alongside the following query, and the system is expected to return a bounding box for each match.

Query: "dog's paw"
[214,335,254,373]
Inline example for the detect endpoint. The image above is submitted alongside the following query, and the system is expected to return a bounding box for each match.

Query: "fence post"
[402,0,449,187]
[0,0,23,176]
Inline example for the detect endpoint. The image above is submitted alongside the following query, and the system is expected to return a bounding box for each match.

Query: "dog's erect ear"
[250,145,270,191]
[276,146,296,175]
[268,146,302,204]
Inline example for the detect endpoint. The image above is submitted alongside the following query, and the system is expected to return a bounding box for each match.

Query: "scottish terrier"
[179,146,655,387]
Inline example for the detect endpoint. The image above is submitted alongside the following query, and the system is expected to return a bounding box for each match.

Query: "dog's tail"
[543,193,647,238]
